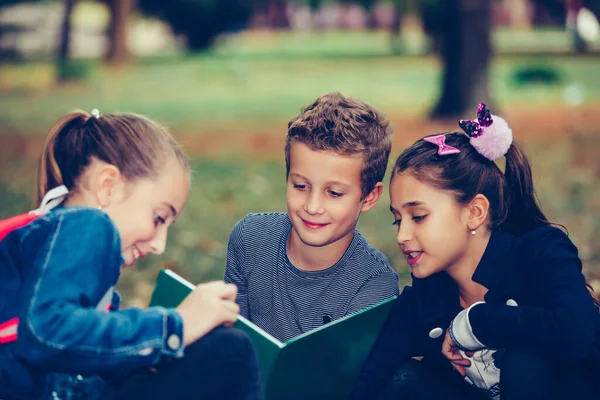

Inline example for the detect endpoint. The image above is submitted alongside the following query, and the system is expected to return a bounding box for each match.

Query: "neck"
[286,227,353,272]
[63,189,96,208]
[446,230,491,308]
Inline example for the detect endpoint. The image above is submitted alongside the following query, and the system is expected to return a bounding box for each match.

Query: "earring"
[98,205,103,210]
[471,230,476,236]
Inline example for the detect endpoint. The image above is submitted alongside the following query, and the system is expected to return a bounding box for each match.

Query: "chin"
[410,266,431,280]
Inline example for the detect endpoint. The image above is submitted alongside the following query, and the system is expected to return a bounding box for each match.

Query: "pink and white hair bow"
[458,103,513,161]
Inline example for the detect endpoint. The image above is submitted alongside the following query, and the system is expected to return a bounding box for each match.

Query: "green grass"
[1,34,599,304]
[1,55,600,135]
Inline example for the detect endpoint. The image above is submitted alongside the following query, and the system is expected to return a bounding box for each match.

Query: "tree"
[429,0,493,119]
[57,0,77,82]
[138,0,254,51]
[105,0,135,65]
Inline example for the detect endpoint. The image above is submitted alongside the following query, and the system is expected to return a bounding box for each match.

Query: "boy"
[225,92,399,342]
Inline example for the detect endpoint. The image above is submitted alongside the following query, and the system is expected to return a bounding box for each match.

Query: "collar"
[472,230,517,301]
[412,230,517,325]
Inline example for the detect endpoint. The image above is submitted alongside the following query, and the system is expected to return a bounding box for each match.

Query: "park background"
[1,0,599,307]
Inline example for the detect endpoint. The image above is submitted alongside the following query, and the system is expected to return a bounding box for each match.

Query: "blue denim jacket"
[0,207,185,400]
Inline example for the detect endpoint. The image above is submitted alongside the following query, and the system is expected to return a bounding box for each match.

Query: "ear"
[466,194,490,232]
[91,164,126,208]
[360,182,383,213]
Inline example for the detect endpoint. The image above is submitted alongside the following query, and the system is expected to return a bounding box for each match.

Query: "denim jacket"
[0,207,185,400]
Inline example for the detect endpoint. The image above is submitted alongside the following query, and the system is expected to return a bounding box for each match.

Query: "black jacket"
[351,226,600,399]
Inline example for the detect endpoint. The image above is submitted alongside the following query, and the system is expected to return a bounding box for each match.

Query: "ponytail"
[501,142,550,234]
[36,111,88,206]
[36,109,188,208]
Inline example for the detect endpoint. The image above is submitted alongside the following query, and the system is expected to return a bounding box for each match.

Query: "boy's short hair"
[285,92,393,198]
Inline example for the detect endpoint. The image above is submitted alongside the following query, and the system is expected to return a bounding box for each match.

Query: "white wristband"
[450,301,486,351]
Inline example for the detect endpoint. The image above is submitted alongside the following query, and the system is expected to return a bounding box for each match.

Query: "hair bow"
[458,102,513,161]
[458,103,493,138]
[423,135,460,156]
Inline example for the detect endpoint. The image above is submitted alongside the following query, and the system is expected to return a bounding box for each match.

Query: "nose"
[304,191,324,215]
[396,221,413,246]
[148,226,168,255]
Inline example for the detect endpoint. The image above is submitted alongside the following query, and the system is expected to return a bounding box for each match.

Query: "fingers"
[464,351,475,357]
[451,362,467,377]
[216,299,240,326]
[222,299,240,317]
[198,281,238,300]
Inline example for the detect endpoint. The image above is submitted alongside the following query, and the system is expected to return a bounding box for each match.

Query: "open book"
[149,269,396,400]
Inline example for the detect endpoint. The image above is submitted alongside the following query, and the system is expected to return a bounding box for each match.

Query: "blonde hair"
[37,110,188,205]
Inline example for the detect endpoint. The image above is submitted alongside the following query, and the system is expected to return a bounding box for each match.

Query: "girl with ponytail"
[0,110,264,400]
[351,104,599,400]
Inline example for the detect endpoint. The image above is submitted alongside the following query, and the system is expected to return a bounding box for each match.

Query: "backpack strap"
[0,213,39,242]
[0,185,73,345]
[0,287,115,345]
[0,318,18,344]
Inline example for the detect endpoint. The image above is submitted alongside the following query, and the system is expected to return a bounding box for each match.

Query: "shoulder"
[352,231,394,271]
[514,225,577,257]
[29,207,120,247]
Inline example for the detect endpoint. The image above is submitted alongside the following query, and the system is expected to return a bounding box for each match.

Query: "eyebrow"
[164,203,178,219]
[390,201,424,213]
[289,173,351,188]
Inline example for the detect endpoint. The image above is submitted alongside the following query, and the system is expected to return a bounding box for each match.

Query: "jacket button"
[167,334,181,350]
[429,327,444,339]
[506,299,518,306]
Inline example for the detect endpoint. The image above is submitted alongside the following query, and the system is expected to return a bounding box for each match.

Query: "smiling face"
[389,171,472,279]
[103,159,190,268]
[286,141,381,262]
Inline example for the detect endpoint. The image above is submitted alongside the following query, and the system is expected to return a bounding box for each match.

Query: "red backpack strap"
[0,213,39,242]
[0,318,18,344]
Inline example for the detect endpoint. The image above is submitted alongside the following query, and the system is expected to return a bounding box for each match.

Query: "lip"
[301,219,328,230]
[125,246,145,267]
[403,250,423,266]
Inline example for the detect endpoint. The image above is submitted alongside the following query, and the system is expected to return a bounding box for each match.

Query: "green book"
[149,269,396,400]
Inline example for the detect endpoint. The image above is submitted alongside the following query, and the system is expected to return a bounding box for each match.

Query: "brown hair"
[285,92,393,199]
[37,110,188,205]
[391,132,549,234]
[392,131,600,307]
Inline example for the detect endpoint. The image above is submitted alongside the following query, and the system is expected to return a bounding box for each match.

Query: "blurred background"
[1,0,599,306]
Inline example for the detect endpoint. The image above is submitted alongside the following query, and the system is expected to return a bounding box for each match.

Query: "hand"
[441,329,472,376]
[176,281,240,346]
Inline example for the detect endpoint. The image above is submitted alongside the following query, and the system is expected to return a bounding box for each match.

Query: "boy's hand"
[176,281,239,346]
[441,329,472,376]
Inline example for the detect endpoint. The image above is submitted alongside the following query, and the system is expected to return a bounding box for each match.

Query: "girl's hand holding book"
[177,281,240,346]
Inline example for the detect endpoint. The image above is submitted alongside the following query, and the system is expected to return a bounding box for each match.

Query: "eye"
[154,215,166,226]
[392,219,401,227]
[412,215,427,222]
[329,190,343,198]
[293,184,307,191]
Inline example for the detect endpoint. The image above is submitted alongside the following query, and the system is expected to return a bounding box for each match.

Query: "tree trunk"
[57,0,77,82]
[507,0,531,29]
[106,0,135,65]
[566,0,587,53]
[430,0,492,119]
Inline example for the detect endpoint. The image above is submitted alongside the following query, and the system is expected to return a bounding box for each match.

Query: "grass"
[1,55,600,135]
[1,30,599,304]
[1,27,600,134]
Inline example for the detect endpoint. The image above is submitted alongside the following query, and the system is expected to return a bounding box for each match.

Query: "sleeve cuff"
[449,301,486,351]
[161,309,185,359]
